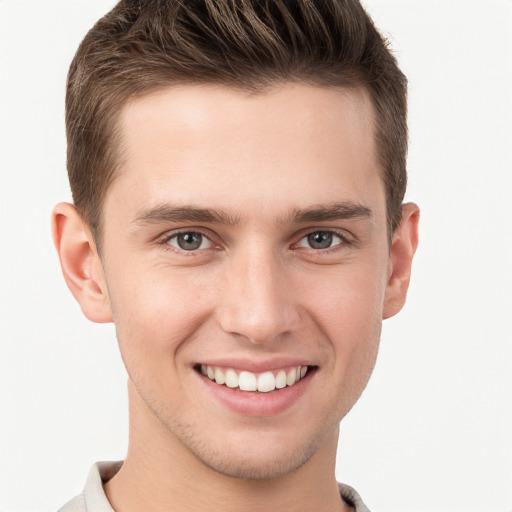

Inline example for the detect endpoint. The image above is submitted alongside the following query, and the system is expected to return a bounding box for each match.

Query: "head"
[54,0,419,482]
[66,0,408,251]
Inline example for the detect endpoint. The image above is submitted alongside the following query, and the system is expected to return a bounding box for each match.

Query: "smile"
[199,364,310,393]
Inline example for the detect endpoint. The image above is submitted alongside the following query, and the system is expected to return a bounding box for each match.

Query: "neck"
[104,382,350,512]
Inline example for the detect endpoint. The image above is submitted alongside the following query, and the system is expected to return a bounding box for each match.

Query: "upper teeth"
[200,365,309,392]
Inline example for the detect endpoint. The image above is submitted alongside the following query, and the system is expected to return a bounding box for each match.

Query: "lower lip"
[197,370,315,417]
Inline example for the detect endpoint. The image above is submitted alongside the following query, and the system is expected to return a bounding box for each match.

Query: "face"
[98,83,392,479]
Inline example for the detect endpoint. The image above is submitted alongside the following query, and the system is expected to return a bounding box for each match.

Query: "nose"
[216,245,301,345]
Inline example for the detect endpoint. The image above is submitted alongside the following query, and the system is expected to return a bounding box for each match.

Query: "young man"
[52,1,419,510]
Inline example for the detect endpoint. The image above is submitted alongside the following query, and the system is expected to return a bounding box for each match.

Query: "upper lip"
[196,357,315,373]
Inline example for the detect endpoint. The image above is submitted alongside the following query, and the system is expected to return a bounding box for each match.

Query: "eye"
[167,231,213,251]
[296,231,344,250]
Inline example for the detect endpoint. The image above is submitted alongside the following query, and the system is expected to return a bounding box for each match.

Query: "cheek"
[310,259,387,325]
[305,259,387,367]
[313,270,384,412]
[105,263,216,369]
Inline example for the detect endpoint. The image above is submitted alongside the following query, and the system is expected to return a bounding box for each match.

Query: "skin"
[53,83,419,512]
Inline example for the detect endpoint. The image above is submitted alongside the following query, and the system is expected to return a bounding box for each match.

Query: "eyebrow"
[133,204,241,226]
[133,201,372,227]
[289,202,373,224]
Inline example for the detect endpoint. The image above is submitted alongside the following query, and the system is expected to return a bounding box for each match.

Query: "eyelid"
[292,227,354,246]
[157,228,221,253]
[295,230,345,249]
[154,226,356,254]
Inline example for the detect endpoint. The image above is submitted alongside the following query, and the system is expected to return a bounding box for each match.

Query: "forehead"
[105,83,384,227]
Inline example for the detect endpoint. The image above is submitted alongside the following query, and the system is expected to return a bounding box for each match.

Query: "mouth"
[195,364,314,393]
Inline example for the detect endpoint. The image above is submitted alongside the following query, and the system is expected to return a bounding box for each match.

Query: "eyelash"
[157,228,353,255]
[293,230,351,253]
[158,229,218,255]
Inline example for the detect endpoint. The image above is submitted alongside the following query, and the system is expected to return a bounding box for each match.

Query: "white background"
[0,1,511,511]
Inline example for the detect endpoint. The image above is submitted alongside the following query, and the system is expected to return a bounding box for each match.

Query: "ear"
[382,203,420,320]
[51,202,113,323]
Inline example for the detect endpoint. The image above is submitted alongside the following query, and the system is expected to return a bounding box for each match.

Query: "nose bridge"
[217,241,299,344]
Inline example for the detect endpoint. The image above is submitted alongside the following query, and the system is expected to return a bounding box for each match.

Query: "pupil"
[308,232,332,249]
[178,232,202,250]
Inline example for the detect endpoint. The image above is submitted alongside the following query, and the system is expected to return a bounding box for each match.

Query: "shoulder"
[57,493,86,512]
[338,482,372,512]
[56,461,120,512]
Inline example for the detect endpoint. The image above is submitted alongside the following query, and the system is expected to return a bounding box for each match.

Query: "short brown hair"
[66,0,407,247]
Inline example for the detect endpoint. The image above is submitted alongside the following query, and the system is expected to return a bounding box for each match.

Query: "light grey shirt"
[58,461,371,512]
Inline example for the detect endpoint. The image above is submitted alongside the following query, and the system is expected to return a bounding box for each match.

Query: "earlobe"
[382,202,420,320]
[51,202,113,323]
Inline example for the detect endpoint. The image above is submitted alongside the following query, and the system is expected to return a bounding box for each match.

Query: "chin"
[177,421,335,481]
[194,443,313,480]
